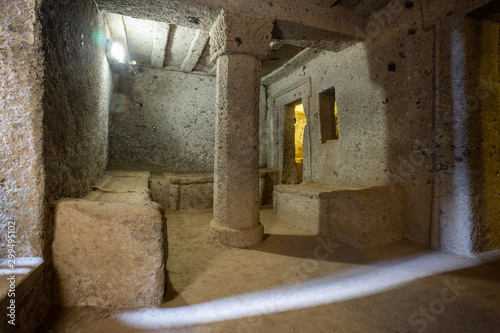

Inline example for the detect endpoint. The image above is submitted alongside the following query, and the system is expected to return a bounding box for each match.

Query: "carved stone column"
[209,11,273,248]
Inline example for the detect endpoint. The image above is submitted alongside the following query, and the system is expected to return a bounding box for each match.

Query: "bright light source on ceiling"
[110,42,125,63]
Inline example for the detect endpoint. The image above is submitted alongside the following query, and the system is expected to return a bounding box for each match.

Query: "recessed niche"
[319,87,339,143]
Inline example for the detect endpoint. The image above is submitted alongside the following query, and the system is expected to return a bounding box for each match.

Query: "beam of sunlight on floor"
[0,257,44,276]
[0,257,43,267]
[0,268,32,275]
[114,251,485,330]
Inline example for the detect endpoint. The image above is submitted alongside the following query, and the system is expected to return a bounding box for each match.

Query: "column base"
[210,220,263,248]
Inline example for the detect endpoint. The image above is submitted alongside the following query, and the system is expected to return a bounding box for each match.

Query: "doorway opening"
[283,99,306,184]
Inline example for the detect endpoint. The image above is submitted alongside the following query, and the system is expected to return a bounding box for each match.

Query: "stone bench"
[0,258,49,333]
[274,183,406,248]
[51,170,166,309]
[149,173,214,211]
[149,169,278,211]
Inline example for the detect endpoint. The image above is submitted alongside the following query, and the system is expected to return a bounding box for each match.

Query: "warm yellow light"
[294,103,306,164]
[334,101,339,139]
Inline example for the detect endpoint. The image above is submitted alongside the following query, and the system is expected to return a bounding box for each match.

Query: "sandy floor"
[39,208,500,332]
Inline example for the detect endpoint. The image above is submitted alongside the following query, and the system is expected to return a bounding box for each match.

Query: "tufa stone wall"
[463,16,500,252]
[109,68,215,173]
[267,0,500,255]
[41,0,114,202]
[266,0,434,245]
[0,0,45,257]
[0,0,112,330]
[422,0,497,256]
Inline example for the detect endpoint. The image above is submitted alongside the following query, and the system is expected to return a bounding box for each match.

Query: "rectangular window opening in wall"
[319,87,339,143]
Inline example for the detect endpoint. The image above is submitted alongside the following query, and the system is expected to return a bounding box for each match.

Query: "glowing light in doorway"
[294,103,306,164]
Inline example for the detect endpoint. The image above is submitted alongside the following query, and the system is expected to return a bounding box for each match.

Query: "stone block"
[166,173,214,211]
[149,176,170,209]
[274,184,405,248]
[52,199,165,309]
[274,184,325,234]
[328,186,406,248]
[150,170,278,211]
[179,183,214,210]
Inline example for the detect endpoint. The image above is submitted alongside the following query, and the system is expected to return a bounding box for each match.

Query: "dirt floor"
[39,208,500,333]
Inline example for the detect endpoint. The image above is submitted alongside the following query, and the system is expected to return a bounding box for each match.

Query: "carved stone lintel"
[209,10,273,62]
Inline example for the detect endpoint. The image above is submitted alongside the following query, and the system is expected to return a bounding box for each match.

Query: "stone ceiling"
[105,12,215,74]
[315,0,397,16]
[105,12,316,77]
[98,0,393,77]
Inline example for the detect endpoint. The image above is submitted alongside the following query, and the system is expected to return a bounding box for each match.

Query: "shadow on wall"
[263,0,444,249]
[350,0,499,253]
[40,0,113,204]
[270,0,500,255]
[362,0,434,247]
[466,6,500,252]
[363,0,500,254]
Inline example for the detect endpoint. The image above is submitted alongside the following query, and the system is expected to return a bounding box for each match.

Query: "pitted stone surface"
[265,2,435,246]
[109,68,216,173]
[212,55,262,232]
[96,0,367,41]
[209,10,273,62]
[274,184,405,248]
[41,0,114,202]
[274,183,360,235]
[52,199,165,309]
[210,219,264,248]
[0,258,49,333]
[149,169,278,211]
[0,0,45,258]
[328,186,406,248]
[209,11,270,246]
[52,171,165,309]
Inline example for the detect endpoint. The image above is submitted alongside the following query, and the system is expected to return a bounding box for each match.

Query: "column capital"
[209,10,273,62]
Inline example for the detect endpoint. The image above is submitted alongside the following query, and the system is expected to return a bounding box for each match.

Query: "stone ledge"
[0,258,49,333]
[164,173,214,185]
[150,169,279,211]
[150,173,214,211]
[274,183,361,197]
[274,183,406,248]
